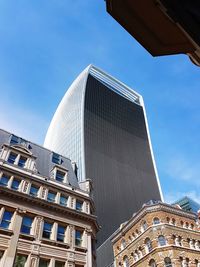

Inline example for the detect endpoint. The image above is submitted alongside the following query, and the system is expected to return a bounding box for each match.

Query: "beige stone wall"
[113,205,200,267]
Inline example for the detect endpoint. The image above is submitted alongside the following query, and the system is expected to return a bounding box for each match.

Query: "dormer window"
[76,200,83,211]
[56,170,65,183]
[10,135,19,145]
[52,152,61,165]
[51,166,68,184]
[7,152,17,164]
[18,156,27,168]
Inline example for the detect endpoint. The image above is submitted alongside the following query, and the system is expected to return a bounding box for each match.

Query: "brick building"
[0,129,99,267]
[112,200,200,267]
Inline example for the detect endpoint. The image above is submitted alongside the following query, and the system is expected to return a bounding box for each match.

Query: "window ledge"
[41,238,70,248]
[74,245,87,252]
[19,233,35,241]
[0,227,13,236]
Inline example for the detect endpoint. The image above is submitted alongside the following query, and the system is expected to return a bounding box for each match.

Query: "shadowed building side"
[44,65,163,247]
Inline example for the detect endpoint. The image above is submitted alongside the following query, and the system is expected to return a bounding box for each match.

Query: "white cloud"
[164,154,200,186]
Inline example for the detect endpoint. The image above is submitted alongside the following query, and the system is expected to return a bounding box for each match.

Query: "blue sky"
[0,0,200,204]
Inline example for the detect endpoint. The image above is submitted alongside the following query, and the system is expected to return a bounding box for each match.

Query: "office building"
[112,200,200,267]
[44,65,163,247]
[174,196,200,213]
[0,129,98,267]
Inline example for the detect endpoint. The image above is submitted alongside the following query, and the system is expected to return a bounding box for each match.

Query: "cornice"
[112,203,197,243]
[0,187,100,232]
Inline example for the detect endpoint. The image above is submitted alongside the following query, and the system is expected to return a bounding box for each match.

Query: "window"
[47,191,56,202]
[175,236,182,246]
[153,217,160,225]
[60,195,68,206]
[142,221,147,231]
[52,152,61,164]
[56,170,65,183]
[11,178,20,190]
[172,218,176,225]
[185,222,189,228]
[21,216,33,234]
[13,254,28,267]
[55,262,65,267]
[164,257,172,267]
[0,210,13,229]
[30,185,39,197]
[149,259,156,267]
[121,239,126,250]
[39,259,50,267]
[42,222,53,239]
[158,235,166,246]
[7,152,17,164]
[123,256,129,267]
[57,225,65,242]
[0,175,9,187]
[18,156,27,168]
[10,135,19,145]
[145,238,152,252]
[76,200,83,211]
[75,230,83,246]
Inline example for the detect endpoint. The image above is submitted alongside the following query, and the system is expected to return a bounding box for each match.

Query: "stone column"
[86,229,93,267]
[1,208,25,267]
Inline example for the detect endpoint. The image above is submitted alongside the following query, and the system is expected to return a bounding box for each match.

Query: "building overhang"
[106,0,200,66]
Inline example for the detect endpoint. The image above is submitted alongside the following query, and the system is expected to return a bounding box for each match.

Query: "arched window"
[133,251,138,262]
[153,217,160,225]
[141,221,147,231]
[149,259,156,267]
[158,235,166,246]
[172,218,176,225]
[185,222,189,228]
[138,247,143,258]
[123,256,129,267]
[121,239,126,250]
[145,237,153,253]
[164,257,172,267]
[175,236,182,246]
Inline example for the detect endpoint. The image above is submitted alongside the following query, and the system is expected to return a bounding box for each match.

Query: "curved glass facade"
[44,65,163,246]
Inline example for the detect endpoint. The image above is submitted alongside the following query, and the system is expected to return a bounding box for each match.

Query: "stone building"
[0,129,99,267]
[112,200,200,267]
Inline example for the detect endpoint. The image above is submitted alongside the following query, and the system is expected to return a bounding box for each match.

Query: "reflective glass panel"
[0,211,13,229]
[57,225,65,242]
[7,152,17,164]
[11,178,20,190]
[0,175,9,187]
[42,222,52,239]
[21,216,33,234]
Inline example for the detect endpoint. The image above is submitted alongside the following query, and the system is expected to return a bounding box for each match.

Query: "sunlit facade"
[44,65,163,246]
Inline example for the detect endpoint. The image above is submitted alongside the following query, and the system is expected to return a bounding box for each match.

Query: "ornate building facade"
[0,129,98,267]
[112,201,200,267]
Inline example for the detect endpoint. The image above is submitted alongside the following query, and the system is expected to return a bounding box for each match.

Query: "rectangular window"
[39,259,50,267]
[29,185,39,197]
[11,178,20,190]
[47,191,56,203]
[75,230,83,247]
[13,254,27,267]
[18,156,27,168]
[52,152,61,164]
[0,175,9,187]
[56,170,65,183]
[42,222,53,239]
[0,210,13,229]
[76,200,83,211]
[7,152,17,164]
[57,225,65,242]
[55,261,65,267]
[10,135,19,145]
[21,216,33,235]
[60,195,68,206]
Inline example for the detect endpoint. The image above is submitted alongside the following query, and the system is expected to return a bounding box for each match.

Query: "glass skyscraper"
[44,65,163,245]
